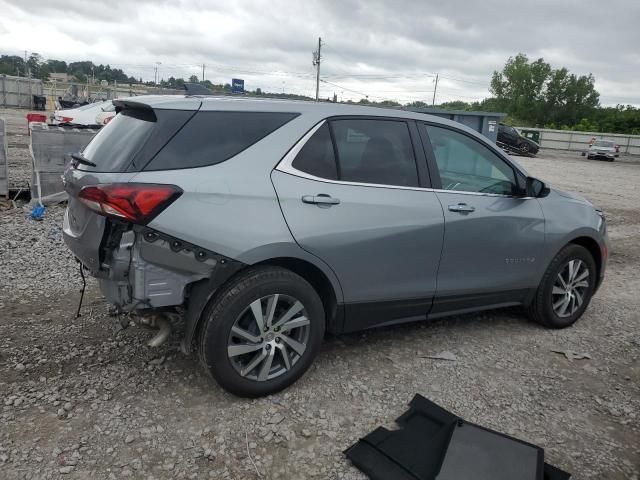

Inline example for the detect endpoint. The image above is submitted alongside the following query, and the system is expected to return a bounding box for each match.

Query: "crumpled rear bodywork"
[98,223,227,312]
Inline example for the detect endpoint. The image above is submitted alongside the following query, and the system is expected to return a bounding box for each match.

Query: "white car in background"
[94,102,117,125]
[53,100,114,126]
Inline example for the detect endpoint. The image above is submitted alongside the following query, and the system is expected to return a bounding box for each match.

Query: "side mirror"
[526,177,550,198]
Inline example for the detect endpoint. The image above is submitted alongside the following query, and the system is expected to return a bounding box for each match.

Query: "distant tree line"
[0,53,137,84]
[2,52,637,134]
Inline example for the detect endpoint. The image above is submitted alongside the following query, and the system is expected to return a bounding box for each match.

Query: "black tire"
[527,244,597,328]
[198,266,325,397]
[520,142,531,153]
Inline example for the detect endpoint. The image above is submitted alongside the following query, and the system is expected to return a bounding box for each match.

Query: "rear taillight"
[78,184,182,224]
[58,116,73,123]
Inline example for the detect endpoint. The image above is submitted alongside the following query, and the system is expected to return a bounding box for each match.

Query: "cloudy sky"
[1,0,638,105]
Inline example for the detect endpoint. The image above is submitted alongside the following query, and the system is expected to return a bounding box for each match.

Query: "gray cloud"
[0,0,637,104]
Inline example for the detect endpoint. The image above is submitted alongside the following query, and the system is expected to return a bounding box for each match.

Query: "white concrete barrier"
[30,124,97,204]
[517,127,640,155]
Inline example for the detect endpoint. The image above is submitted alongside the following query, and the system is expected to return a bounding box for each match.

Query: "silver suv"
[63,96,609,397]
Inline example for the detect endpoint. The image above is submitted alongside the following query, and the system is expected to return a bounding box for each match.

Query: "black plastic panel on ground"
[344,394,571,480]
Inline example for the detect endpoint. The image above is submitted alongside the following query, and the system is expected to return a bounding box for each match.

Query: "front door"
[272,118,444,331]
[419,123,546,314]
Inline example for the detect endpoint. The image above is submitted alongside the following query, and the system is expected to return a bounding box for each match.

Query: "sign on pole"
[231,78,244,94]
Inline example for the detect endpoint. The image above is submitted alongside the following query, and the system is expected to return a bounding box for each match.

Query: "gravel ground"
[1,147,639,479]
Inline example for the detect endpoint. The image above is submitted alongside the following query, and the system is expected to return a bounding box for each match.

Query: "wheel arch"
[568,235,603,281]
[253,257,341,335]
[181,245,344,353]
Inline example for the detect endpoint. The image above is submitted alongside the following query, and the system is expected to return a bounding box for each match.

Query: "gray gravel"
[1,149,639,479]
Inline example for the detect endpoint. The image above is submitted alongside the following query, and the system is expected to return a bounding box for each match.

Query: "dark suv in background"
[498,123,540,154]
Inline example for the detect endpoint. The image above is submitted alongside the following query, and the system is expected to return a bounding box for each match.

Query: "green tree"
[47,59,67,73]
[490,53,599,127]
[0,55,26,76]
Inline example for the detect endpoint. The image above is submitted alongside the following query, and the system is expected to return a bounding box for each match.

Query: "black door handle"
[302,194,340,206]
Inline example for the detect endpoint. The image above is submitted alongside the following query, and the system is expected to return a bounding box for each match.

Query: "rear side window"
[291,124,338,180]
[330,119,419,187]
[145,111,299,171]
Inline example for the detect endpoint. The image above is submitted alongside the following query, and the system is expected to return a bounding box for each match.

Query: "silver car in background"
[587,140,618,161]
[62,96,609,397]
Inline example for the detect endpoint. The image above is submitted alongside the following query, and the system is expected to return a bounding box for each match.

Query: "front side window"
[330,119,419,187]
[425,125,517,195]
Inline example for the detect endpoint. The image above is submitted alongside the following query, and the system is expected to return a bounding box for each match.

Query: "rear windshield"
[80,108,194,172]
[81,109,156,172]
[594,140,614,147]
[143,111,299,171]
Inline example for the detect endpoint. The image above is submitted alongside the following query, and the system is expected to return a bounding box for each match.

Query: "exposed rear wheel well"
[255,257,339,333]
[569,236,602,280]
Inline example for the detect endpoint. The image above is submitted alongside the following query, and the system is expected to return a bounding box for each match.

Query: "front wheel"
[198,266,325,397]
[527,245,596,328]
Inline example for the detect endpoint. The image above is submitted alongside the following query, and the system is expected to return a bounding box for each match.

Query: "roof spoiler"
[112,100,157,122]
[184,82,215,96]
[113,99,154,114]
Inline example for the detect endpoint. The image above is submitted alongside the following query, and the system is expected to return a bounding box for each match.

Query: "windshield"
[594,140,614,148]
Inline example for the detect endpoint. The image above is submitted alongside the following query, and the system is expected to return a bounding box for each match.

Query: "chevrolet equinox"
[63,96,609,397]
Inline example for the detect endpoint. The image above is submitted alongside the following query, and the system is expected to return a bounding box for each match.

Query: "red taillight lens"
[104,116,113,125]
[78,184,182,224]
[60,116,73,123]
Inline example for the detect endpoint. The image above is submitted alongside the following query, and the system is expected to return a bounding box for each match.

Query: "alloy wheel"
[227,294,310,381]
[551,259,590,318]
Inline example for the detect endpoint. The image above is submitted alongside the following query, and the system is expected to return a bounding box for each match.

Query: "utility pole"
[432,73,439,106]
[154,62,161,86]
[312,37,322,102]
[202,63,205,82]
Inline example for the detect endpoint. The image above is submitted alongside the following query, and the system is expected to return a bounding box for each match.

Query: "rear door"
[272,117,445,331]
[418,123,546,314]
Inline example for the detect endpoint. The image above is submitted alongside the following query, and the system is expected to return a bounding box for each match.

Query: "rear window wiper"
[71,153,97,168]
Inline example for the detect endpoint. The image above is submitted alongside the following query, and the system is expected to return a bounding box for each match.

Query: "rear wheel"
[520,142,531,153]
[527,245,596,328]
[198,266,325,397]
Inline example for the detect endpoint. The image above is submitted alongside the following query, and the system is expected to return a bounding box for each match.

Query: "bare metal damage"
[98,224,220,312]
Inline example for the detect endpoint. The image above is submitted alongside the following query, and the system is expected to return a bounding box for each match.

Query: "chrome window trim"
[275,120,534,199]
